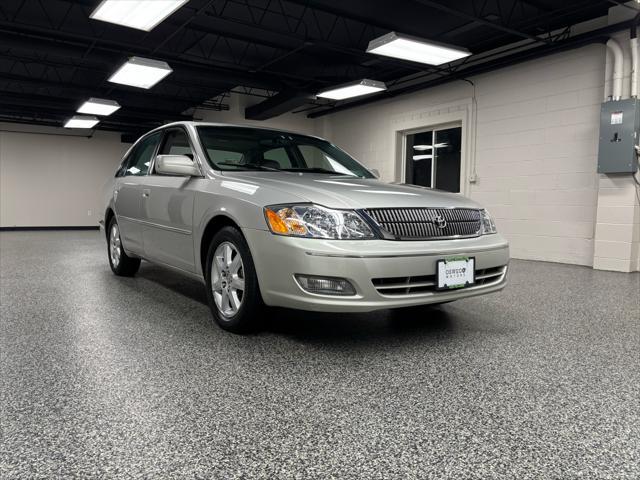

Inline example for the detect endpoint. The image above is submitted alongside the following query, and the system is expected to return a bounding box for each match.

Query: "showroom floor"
[1,231,638,479]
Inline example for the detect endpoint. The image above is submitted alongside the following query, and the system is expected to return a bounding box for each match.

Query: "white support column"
[593,174,640,272]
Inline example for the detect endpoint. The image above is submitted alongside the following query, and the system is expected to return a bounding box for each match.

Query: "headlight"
[480,209,497,234]
[264,204,375,239]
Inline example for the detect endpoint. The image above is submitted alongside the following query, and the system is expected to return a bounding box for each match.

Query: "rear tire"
[107,217,141,277]
[205,226,263,333]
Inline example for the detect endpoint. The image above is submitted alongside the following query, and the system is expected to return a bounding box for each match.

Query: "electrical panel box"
[598,98,639,174]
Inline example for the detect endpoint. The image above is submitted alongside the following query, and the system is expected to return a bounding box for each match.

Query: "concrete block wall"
[592,29,640,272]
[322,44,608,267]
[594,173,640,272]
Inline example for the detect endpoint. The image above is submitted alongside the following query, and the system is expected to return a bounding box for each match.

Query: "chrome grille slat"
[365,207,482,241]
[372,266,506,296]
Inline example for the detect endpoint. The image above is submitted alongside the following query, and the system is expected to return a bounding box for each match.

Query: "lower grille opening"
[372,265,506,296]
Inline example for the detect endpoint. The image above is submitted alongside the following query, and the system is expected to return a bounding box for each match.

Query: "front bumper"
[243,228,510,312]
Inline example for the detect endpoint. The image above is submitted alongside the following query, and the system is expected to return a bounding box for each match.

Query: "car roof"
[152,121,325,140]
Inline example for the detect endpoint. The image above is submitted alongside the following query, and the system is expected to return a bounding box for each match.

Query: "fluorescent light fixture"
[413,143,449,151]
[64,115,99,129]
[367,32,471,66]
[413,154,433,160]
[108,57,172,89]
[90,0,189,31]
[317,79,387,100]
[77,98,121,116]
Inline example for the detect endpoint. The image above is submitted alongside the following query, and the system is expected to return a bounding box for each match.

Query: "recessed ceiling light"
[77,98,121,116]
[317,79,387,101]
[367,32,471,66]
[90,0,189,31]
[64,115,99,129]
[108,57,172,89]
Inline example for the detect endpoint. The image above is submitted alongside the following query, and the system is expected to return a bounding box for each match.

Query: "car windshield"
[197,126,374,178]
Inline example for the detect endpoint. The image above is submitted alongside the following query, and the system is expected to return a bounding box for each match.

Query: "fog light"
[295,275,356,296]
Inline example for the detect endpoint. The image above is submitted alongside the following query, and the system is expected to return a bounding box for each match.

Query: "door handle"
[142,189,150,198]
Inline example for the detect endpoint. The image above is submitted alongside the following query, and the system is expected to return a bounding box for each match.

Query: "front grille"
[372,266,506,296]
[364,208,481,240]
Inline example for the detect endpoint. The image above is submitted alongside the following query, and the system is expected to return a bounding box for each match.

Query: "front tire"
[205,226,262,333]
[107,217,141,276]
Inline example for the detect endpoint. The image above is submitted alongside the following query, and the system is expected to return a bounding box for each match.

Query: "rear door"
[140,127,198,272]
[114,132,161,255]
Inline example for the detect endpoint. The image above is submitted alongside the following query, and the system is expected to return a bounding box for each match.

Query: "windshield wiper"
[280,167,354,176]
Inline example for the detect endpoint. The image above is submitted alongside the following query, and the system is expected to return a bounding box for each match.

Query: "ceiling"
[0,0,628,138]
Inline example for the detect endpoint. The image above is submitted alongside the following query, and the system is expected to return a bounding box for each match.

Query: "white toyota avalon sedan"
[101,122,509,332]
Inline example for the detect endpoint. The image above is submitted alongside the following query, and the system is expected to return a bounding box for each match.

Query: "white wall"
[321,44,608,267]
[194,92,321,136]
[0,125,129,227]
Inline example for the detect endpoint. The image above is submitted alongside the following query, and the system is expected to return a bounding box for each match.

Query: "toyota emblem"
[433,215,447,229]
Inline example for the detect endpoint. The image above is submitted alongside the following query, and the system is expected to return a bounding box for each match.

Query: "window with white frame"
[404,125,462,193]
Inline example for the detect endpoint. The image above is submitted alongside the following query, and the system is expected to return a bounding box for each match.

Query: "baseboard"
[0,226,100,231]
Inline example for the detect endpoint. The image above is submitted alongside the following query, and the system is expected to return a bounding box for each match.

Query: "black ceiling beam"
[518,0,553,12]
[0,21,286,91]
[0,41,238,93]
[308,18,633,118]
[0,104,161,129]
[46,0,442,89]
[49,0,329,87]
[56,0,336,82]
[245,90,315,120]
[194,10,439,77]
[410,0,550,44]
[0,91,192,120]
[282,0,425,39]
[0,71,198,109]
[607,0,640,11]
[0,95,187,124]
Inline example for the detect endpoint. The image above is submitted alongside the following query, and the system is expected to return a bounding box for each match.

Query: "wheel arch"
[199,214,243,275]
[104,207,116,241]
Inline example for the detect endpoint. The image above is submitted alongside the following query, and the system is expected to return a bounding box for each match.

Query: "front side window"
[197,126,374,178]
[125,132,161,176]
[159,128,193,157]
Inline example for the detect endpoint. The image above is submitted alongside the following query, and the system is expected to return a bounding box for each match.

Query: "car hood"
[218,171,481,209]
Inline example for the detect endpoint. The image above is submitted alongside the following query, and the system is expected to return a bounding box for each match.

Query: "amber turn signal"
[265,208,289,234]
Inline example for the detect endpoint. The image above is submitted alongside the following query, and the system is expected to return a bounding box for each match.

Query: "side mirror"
[370,168,380,178]
[155,155,201,177]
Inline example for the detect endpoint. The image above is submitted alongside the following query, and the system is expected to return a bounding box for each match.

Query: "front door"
[140,127,198,272]
[114,132,161,255]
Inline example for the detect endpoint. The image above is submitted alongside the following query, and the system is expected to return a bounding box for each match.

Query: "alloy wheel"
[211,241,245,318]
[110,223,122,268]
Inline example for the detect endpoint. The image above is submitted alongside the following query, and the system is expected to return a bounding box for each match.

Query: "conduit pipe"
[631,16,640,98]
[607,38,624,100]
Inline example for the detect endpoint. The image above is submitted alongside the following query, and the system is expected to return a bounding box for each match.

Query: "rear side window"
[124,132,161,176]
[159,128,193,157]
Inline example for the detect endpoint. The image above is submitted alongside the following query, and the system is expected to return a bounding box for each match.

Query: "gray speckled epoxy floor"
[1,231,639,479]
